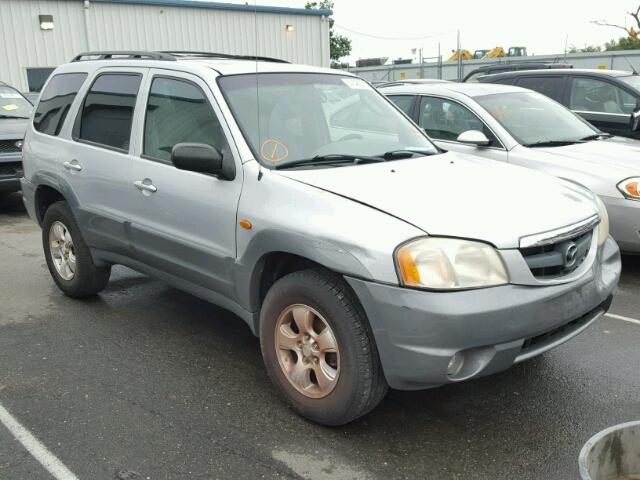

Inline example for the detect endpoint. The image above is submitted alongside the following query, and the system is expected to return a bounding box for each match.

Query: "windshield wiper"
[579,133,613,141]
[379,149,435,160]
[0,114,30,120]
[522,140,586,148]
[274,154,385,170]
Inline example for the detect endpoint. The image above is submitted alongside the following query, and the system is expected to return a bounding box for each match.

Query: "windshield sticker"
[0,93,22,99]
[2,104,18,111]
[341,78,369,90]
[260,139,289,163]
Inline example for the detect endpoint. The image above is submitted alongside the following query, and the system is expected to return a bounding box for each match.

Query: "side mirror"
[457,130,490,147]
[171,143,226,177]
[631,109,640,132]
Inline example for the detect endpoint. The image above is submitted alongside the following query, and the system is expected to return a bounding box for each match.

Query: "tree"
[305,1,352,61]
[605,36,640,51]
[592,4,640,41]
[568,44,602,53]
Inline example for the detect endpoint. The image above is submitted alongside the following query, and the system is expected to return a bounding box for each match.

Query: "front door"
[127,69,243,299]
[416,95,509,162]
[568,76,638,139]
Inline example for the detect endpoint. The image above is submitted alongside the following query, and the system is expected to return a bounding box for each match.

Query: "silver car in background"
[382,82,640,252]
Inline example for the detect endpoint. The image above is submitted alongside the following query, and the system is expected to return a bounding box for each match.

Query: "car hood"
[534,136,640,174]
[275,152,597,249]
[0,117,29,140]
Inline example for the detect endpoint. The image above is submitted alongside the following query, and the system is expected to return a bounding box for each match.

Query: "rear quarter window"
[33,73,88,136]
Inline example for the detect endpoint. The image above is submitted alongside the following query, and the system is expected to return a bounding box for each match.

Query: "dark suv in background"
[479,68,640,139]
[463,62,572,83]
[0,81,33,194]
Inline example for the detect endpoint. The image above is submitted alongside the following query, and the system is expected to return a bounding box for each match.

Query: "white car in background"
[381,82,640,253]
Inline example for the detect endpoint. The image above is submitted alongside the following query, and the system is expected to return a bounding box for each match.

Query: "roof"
[91,0,332,16]
[481,68,636,81]
[379,82,529,98]
[469,62,572,73]
[184,58,341,75]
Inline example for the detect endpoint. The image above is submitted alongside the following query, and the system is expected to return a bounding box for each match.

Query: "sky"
[255,0,640,63]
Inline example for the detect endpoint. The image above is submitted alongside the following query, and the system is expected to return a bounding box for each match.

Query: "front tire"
[260,269,387,426]
[42,201,111,297]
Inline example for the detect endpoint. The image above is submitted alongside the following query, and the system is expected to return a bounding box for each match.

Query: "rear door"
[126,69,243,298]
[567,76,638,138]
[62,68,146,255]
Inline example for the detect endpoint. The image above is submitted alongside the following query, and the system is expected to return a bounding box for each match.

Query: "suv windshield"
[0,86,33,119]
[475,91,597,146]
[218,73,437,168]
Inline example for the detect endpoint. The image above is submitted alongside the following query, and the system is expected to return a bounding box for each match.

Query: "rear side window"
[77,73,141,151]
[515,76,565,102]
[33,73,87,136]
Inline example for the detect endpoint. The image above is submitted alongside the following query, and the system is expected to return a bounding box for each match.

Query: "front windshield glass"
[218,73,437,168]
[475,91,597,145]
[619,74,640,93]
[0,86,33,119]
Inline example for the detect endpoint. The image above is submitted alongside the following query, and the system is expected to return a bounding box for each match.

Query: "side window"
[516,76,565,102]
[143,77,226,162]
[387,95,415,115]
[77,73,141,151]
[570,77,637,114]
[33,73,87,136]
[418,96,498,145]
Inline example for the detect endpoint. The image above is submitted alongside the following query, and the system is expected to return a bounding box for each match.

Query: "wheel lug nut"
[313,357,319,364]
[312,343,318,350]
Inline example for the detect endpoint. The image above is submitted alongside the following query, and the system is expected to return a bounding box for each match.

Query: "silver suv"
[21,51,621,426]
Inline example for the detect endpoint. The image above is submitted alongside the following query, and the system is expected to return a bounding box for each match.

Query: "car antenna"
[622,55,639,75]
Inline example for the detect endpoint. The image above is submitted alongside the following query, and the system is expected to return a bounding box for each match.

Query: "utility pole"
[438,42,442,79]
[457,30,462,81]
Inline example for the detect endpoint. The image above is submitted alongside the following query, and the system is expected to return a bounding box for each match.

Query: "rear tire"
[260,268,387,426]
[42,201,111,297]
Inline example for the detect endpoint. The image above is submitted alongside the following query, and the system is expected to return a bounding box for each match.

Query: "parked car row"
[0,81,32,194]
[16,51,621,426]
[381,81,640,252]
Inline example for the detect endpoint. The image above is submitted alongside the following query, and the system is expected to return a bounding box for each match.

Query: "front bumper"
[603,195,640,253]
[345,236,621,390]
[0,153,23,193]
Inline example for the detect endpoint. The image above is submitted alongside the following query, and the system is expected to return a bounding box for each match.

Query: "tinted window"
[387,95,414,115]
[516,76,565,102]
[570,77,637,114]
[78,74,141,151]
[419,96,497,145]
[33,73,87,136]
[144,77,225,162]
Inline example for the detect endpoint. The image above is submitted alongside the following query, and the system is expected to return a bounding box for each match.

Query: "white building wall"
[0,0,330,91]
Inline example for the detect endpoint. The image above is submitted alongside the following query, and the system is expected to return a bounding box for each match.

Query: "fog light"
[447,352,464,376]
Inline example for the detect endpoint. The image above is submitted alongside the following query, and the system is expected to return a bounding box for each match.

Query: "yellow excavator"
[451,46,528,61]
[448,49,473,61]
[482,46,528,59]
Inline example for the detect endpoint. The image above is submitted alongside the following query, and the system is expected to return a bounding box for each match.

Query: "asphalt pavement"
[0,192,638,480]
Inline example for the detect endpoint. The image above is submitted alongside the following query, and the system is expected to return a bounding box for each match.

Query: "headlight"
[396,237,508,290]
[617,177,640,200]
[595,195,609,247]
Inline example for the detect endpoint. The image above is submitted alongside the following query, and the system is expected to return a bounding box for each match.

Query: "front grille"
[520,229,593,279]
[0,139,21,154]
[0,161,23,178]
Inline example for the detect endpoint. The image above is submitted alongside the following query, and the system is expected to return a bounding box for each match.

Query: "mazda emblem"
[565,242,578,267]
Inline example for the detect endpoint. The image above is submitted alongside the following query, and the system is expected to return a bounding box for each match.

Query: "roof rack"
[71,51,177,62]
[161,51,290,64]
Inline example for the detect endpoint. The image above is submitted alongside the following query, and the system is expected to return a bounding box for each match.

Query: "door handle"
[134,180,157,194]
[63,160,83,172]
